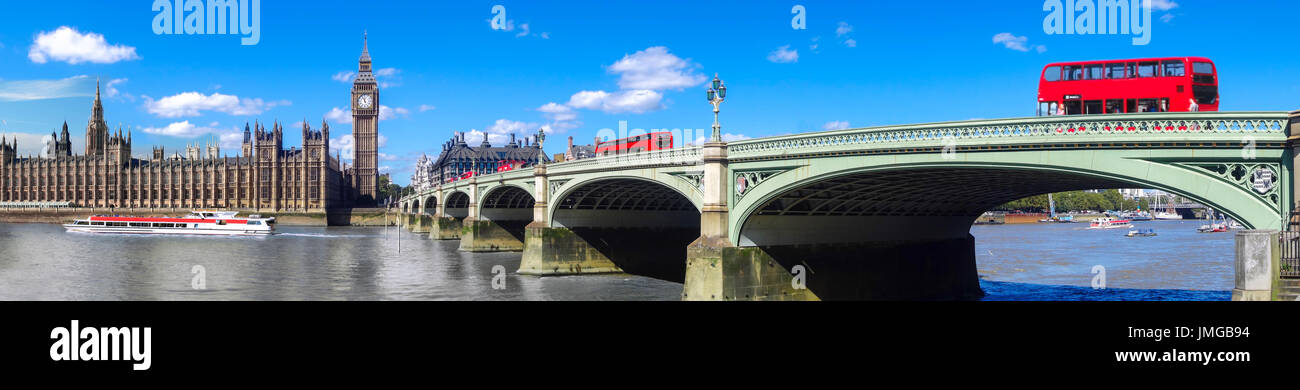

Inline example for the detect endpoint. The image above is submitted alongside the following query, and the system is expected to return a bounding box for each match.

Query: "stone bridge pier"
[459,178,533,252]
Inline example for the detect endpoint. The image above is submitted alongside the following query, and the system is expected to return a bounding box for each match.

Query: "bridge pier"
[458,218,526,252]
[519,226,624,275]
[411,214,431,233]
[1232,230,1281,301]
[681,141,811,300]
[429,216,462,240]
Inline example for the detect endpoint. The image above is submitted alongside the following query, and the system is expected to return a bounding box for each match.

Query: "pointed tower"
[242,122,254,157]
[85,78,109,156]
[351,31,380,202]
[57,121,72,156]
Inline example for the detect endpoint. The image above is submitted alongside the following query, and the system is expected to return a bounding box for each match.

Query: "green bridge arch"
[729,147,1288,246]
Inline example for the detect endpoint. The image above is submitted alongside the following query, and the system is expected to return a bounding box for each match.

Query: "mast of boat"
[1048,193,1056,220]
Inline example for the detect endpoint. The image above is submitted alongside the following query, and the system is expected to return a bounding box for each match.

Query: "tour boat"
[1089,217,1133,229]
[64,211,275,235]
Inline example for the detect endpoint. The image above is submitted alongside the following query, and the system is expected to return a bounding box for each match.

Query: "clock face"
[357,94,373,109]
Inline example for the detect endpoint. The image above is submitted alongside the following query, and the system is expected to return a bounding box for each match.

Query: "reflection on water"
[0,219,1235,301]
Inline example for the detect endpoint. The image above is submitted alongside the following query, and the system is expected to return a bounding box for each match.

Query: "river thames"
[0,219,1232,300]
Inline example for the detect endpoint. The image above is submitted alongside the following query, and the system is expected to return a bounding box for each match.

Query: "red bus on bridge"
[595,132,674,156]
[1037,57,1219,116]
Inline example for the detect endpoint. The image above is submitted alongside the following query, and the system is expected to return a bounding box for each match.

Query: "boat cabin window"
[248,221,262,225]
[91,221,104,226]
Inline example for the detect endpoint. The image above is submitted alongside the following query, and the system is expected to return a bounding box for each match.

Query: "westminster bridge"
[399,111,1300,300]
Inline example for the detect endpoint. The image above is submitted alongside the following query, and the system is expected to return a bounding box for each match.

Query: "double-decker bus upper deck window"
[1193,62,1214,74]
[1043,66,1061,81]
[1084,64,1103,80]
[1105,63,1125,79]
[1063,65,1083,81]
[1137,62,1158,77]
[1125,62,1137,78]
[1162,60,1185,77]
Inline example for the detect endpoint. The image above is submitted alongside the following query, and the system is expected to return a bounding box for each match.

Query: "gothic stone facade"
[0,38,381,211]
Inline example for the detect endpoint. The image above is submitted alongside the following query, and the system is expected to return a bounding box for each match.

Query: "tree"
[375,176,403,206]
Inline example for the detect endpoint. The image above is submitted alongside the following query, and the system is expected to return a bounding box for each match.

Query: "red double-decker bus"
[1037,57,1219,116]
[594,131,674,156]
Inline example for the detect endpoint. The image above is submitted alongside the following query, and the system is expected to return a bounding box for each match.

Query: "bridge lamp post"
[706,74,726,143]
[536,128,546,166]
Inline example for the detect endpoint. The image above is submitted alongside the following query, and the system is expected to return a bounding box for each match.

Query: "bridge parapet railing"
[545,146,703,174]
[728,112,1290,159]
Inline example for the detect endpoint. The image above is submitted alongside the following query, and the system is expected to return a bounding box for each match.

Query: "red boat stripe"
[88,217,249,224]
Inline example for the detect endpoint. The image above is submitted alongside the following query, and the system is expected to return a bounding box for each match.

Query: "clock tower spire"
[351,32,379,203]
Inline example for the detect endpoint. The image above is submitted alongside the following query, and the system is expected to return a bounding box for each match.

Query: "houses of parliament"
[0,38,382,211]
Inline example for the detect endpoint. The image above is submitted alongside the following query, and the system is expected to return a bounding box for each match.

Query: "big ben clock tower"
[351,32,379,202]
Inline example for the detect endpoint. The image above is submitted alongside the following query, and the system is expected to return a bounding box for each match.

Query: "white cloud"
[141,121,242,149]
[143,92,288,118]
[28,26,139,65]
[836,22,857,48]
[375,68,401,88]
[767,45,799,63]
[382,105,408,120]
[836,22,853,37]
[566,89,662,114]
[322,106,407,126]
[332,134,356,159]
[105,78,132,100]
[607,46,706,91]
[823,121,850,131]
[418,104,437,112]
[0,75,91,102]
[324,107,351,124]
[516,23,531,38]
[486,118,536,136]
[537,103,579,132]
[1160,13,1175,23]
[537,102,576,121]
[992,33,1045,53]
[332,71,355,83]
[1151,0,1178,11]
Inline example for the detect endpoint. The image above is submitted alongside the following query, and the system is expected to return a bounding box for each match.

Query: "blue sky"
[1,0,1297,185]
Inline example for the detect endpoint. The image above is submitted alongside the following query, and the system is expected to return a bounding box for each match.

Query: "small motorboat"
[1089,217,1133,229]
[1197,223,1228,233]
[1126,229,1157,237]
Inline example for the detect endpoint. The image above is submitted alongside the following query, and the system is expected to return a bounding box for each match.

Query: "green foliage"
[997,189,1149,213]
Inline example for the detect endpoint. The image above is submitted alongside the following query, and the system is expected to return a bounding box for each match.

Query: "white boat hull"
[63,224,274,235]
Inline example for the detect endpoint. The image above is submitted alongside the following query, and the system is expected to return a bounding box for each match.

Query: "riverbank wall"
[0,207,397,226]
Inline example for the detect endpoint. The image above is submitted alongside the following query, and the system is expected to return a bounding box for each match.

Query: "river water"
[0,220,1233,300]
